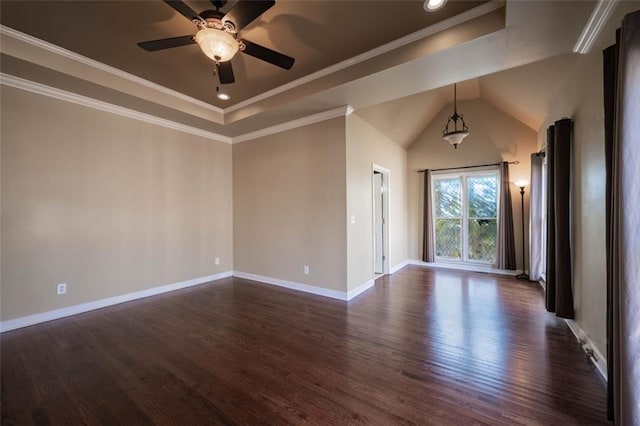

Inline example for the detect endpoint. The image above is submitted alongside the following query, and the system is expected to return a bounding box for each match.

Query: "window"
[432,169,500,265]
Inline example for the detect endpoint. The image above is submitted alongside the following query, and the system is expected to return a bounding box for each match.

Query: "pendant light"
[442,83,470,149]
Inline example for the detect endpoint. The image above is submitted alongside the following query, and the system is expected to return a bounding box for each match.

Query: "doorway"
[372,165,390,276]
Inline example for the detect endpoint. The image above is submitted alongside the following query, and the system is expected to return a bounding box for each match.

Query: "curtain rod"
[417,161,519,173]
[536,143,547,156]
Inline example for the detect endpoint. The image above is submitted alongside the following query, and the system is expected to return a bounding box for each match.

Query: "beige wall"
[232,118,347,291]
[538,50,608,355]
[346,113,408,291]
[407,99,537,268]
[0,86,233,321]
[535,2,639,364]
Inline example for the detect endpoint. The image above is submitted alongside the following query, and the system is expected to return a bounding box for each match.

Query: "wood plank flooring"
[1,266,609,425]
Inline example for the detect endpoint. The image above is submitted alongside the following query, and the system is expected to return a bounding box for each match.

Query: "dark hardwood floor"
[1,266,609,425]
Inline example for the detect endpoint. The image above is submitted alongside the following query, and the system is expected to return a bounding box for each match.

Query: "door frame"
[372,164,390,275]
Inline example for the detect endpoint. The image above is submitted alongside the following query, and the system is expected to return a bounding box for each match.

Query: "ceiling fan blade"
[216,61,235,84]
[137,35,195,51]
[223,0,275,31]
[241,39,294,70]
[163,0,201,21]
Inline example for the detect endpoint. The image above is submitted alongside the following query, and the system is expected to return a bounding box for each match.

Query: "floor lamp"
[514,180,529,281]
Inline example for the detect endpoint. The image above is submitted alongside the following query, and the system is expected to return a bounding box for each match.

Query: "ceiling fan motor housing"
[196,10,236,33]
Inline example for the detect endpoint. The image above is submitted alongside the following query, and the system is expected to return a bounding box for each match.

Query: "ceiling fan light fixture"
[195,28,239,62]
[424,0,447,12]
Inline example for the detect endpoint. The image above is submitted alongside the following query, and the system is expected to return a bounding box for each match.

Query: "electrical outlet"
[303,265,309,275]
[215,257,220,265]
[57,283,67,295]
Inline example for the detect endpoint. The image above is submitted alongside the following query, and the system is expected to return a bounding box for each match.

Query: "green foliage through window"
[432,171,499,264]
[435,218,461,258]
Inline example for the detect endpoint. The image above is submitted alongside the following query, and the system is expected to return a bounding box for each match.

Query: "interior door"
[373,172,384,274]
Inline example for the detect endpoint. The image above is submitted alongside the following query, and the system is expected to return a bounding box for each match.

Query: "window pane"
[434,178,461,218]
[468,175,497,218]
[468,218,497,262]
[435,218,461,259]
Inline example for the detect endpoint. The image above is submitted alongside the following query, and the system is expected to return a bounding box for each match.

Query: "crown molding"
[224,0,505,113]
[232,106,352,143]
[0,73,233,144]
[0,25,224,115]
[1,72,352,144]
[573,0,619,54]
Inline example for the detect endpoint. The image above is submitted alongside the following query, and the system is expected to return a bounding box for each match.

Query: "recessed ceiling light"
[216,86,231,101]
[424,0,447,12]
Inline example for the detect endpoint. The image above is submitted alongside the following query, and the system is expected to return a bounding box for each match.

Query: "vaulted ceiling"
[354,53,579,148]
[0,1,611,142]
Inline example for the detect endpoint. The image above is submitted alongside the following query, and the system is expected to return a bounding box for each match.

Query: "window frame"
[430,166,501,266]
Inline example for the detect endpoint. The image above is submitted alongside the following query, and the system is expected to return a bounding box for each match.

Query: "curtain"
[496,162,516,270]
[422,170,435,262]
[603,32,618,423]
[528,153,544,281]
[545,126,556,311]
[604,11,640,424]
[545,119,574,319]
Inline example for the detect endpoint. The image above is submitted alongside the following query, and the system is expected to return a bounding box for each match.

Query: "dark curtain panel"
[422,170,435,262]
[604,11,640,424]
[616,12,640,423]
[552,119,574,319]
[496,162,516,269]
[545,126,557,312]
[603,36,618,423]
[545,120,574,319]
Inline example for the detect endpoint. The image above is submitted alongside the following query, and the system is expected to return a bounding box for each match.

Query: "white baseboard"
[389,260,409,274]
[407,259,519,276]
[0,271,233,333]
[347,279,375,300]
[565,319,608,382]
[233,271,375,301]
[233,271,352,301]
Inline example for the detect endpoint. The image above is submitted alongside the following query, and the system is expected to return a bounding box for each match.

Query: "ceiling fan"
[138,0,295,84]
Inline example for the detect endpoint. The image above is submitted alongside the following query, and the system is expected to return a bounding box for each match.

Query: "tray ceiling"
[0,1,486,107]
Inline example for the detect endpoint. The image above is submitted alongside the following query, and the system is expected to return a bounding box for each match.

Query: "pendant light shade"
[442,83,470,149]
